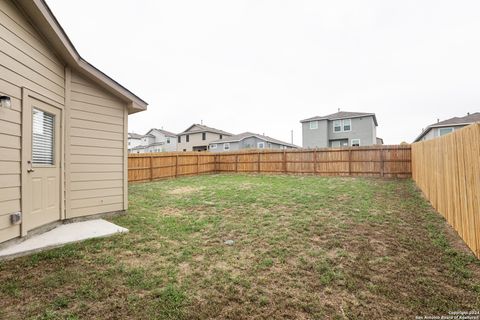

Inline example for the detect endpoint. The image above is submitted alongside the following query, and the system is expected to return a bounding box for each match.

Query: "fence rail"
[128,145,411,182]
[412,123,480,258]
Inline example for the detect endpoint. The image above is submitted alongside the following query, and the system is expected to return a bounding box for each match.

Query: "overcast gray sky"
[48,0,480,145]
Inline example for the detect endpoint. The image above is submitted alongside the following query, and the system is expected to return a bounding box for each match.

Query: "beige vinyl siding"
[0,0,65,242]
[68,71,126,218]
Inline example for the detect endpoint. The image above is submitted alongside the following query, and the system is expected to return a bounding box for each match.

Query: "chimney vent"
[437,118,440,123]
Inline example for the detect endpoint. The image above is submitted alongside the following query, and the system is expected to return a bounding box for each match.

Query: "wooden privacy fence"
[128,145,411,182]
[412,123,480,258]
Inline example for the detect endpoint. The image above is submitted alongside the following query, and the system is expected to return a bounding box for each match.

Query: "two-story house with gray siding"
[301,111,380,148]
[413,112,480,142]
[208,132,298,152]
[128,128,177,153]
[177,124,233,151]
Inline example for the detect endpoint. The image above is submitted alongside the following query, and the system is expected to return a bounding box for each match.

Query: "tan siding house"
[177,124,232,151]
[0,0,147,244]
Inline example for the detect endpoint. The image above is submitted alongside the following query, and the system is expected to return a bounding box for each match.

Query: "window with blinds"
[32,108,55,165]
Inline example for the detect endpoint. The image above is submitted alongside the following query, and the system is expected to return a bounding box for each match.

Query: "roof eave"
[18,0,148,114]
[210,134,298,148]
[413,122,475,142]
[300,114,378,126]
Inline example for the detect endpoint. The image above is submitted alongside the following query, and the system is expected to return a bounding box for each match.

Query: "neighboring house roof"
[180,124,233,136]
[128,133,143,139]
[145,128,177,138]
[414,112,480,142]
[16,0,147,114]
[300,111,378,126]
[129,141,166,150]
[210,132,299,148]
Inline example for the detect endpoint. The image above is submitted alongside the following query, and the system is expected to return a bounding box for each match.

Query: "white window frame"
[331,140,341,147]
[223,143,230,151]
[210,144,217,150]
[257,142,265,149]
[351,139,360,147]
[166,138,170,144]
[309,121,318,130]
[333,119,352,133]
[438,127,454,137]
[333,120,342,132]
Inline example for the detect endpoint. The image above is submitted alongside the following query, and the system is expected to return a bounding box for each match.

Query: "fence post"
[257,152,261,173]
[380,148,385,177]
[197,154,200,174]
[149,156,153,181]
[313,149,317,174]
[175,155,178,178]
[348,150,352,175]
[283,150,287,173]
[235,154,238,173]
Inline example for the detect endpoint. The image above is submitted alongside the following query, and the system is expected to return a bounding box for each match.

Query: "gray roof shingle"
[128,132,143,139]
[414,112,480,142]
[210,132,299,148]
[147,128,177,137]
[300,111,378,126]
[180,124,233,136]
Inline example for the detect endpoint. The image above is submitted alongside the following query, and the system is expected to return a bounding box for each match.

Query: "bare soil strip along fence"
[412,123,480,258]
[128,145,411,183]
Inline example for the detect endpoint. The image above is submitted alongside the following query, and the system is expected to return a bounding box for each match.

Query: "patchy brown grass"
[167,186,203,195]
[0,174,479,319]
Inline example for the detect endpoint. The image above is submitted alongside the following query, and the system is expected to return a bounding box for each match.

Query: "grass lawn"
[1,174,479,319]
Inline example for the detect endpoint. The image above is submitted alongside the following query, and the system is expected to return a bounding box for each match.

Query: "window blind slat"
[32,108,55,165]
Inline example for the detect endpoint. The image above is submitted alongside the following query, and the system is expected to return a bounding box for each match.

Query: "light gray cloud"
[48,0,480,144]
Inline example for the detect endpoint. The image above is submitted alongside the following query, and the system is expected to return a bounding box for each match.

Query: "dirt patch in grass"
[167,186,203,195]
[1,175,479,319]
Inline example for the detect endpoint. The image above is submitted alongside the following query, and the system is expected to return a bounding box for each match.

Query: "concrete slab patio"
[0,219,128,260]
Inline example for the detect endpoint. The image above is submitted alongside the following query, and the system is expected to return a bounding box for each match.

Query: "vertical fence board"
[412,123,480,258]
[129,145,411,182]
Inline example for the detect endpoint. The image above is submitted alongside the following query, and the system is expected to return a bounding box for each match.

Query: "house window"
[439,127,454,136]
[202,132,206,140]
[167,138,170,144]
[178,136,181,143]
[220,134,223,140]
[333,120,342,132]
[333,119,352,132]
[32,108,54,165]
[224,143,230,151]
[309,121,318,129]
[257,142,265,149]
[210,144,217,150]
[351,139,360,147]
[186,135,190,142]
[330,140,348,147]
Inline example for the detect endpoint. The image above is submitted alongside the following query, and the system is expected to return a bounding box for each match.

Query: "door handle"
[27,160,35,173]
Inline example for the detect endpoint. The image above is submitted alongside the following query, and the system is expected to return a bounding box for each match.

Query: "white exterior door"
[24,97,61,231]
